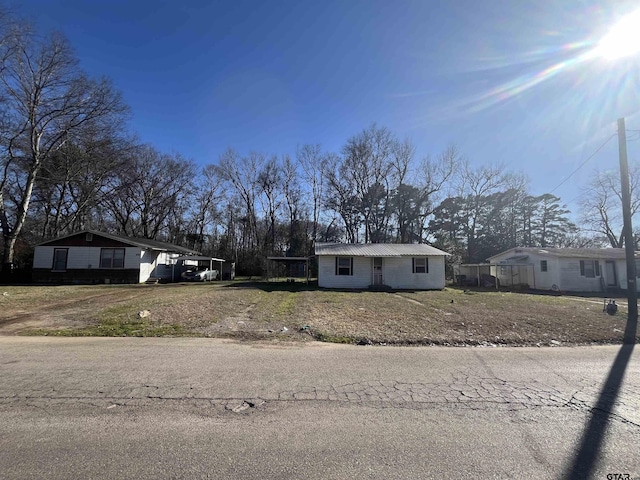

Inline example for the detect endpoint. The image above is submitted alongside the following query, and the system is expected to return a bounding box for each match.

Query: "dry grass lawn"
[0,282,635,346]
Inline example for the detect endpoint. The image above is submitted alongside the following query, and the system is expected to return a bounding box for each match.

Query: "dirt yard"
[0,282,636,346]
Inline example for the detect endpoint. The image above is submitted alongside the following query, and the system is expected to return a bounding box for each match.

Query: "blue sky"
[14,0,640,217]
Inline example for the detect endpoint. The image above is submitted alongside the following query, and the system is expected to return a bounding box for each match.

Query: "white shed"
[487,247,640,292]
[32,230,199,284]
[315,243,449,290]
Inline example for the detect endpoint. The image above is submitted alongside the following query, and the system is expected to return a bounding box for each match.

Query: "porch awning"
[504,255,529,262]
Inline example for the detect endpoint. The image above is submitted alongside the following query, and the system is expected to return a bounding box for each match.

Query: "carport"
[174,255,225,282]
[266,256,312,283]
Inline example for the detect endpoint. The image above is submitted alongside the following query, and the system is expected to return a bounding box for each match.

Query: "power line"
[626,132,640,142]
[549,133,617,195]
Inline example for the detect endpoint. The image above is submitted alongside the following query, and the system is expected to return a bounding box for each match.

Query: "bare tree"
[323,152,361,243]
[183,164,223,251]
[296,144,324,244]
[0,22,128,271]
[282,154,307,255]
[454,162,510,262]
[257,155,282,253]
[31,129,133,239]
[341,124,395,243]
[411,144,459,242]
[103,145,195,239]
[215,149,265,252]
[580,167,640,248]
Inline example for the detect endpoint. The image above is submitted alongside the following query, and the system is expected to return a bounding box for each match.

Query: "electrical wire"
[549,133,617,195]
[625,129,640,141]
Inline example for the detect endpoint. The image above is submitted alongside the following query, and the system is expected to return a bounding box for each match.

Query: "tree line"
[1,12,637,277]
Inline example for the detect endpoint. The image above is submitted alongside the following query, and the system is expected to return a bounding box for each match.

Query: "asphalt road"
[1,337,639,479]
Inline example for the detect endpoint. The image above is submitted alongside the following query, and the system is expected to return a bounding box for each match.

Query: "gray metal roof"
[315,242,449,257]
[488,247,639,261]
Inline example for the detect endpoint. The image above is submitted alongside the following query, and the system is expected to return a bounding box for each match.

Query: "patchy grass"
[27,319,186,337]
[1,282,636,346]
[312,332,354,344]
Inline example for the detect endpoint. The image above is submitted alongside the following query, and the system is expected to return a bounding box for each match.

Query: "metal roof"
[314,242,449,257]
[176,255,225,262]
[487,247,639,261]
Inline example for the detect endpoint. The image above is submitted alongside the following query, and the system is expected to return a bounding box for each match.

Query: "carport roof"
[176,255,225,262]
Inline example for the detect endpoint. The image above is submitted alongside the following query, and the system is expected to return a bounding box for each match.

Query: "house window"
[540,260,548,272]
[412,257,428,274]
[100,248,125,268]
[52,249,68,271]
[335,257,353,276]
[579,260,600,278]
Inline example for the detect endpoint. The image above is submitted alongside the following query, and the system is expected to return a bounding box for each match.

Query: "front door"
[605,261,617,287]
[373,257,383,285]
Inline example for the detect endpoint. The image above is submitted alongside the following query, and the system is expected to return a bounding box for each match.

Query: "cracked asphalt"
[1,337,639,479]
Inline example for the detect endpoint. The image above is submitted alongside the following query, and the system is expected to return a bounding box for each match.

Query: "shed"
[32,230,198,284]
[315,242,449,290]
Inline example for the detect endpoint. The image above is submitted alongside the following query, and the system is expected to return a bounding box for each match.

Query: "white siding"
[528,253,560,290]
[491,250,638,292]
[612,259,636,291]
[318,256,371,288]
[382,257,446,289]
[488,250,561,290]
[318,255,446,289]
[139,249,157,283]
[559,258,602,292]
[33,246,141,271]
[33,246,54,269]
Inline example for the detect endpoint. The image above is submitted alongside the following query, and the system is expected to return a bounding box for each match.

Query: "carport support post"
[618,118,638,320]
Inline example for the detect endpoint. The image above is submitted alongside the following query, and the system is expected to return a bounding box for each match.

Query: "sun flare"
[595,8,640,60]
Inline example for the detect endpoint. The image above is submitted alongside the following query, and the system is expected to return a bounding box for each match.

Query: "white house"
[487,247,640,292]
[315,243,449,290]
[32,230,199,284]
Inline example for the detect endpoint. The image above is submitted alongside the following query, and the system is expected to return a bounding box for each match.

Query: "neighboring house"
[32,230,199,284]
[315,242,449,290]
[487,247,640,292]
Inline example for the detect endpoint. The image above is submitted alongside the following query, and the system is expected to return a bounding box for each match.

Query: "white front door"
[372,258,383,285]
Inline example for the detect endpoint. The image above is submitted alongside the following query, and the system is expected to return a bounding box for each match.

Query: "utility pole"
[618,117,638,320]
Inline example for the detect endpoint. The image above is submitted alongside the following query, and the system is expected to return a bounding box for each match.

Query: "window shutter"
[580,260,585,276]
[595,261,600,276]
[426,257,429,273]
[335,257,338,276]
[350,257,353,276]
[412,258,415,273]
